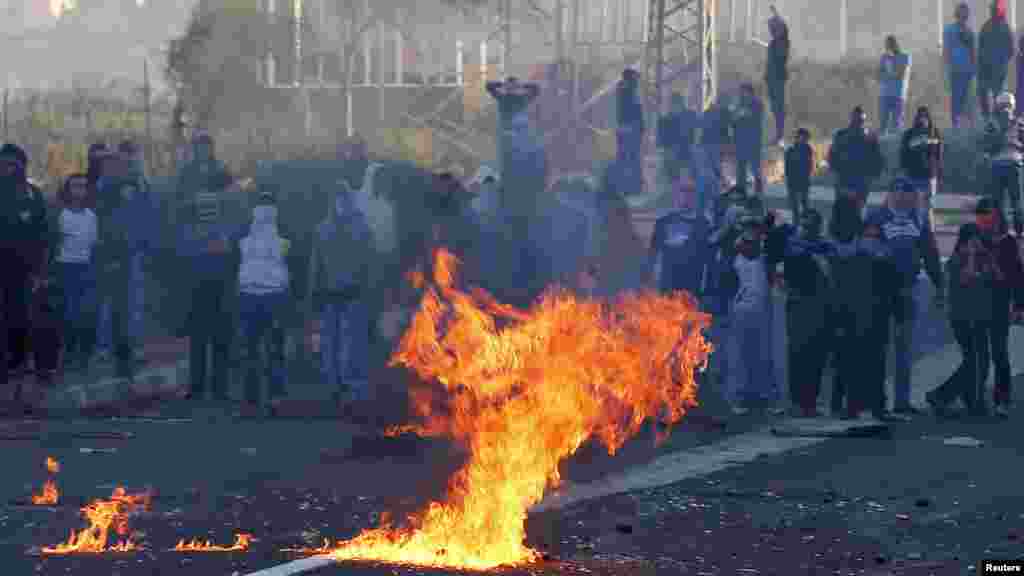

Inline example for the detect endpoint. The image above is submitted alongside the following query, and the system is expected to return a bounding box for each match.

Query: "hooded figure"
[0,143,51,398]
[238,190,292,409]
[310,180,375,405]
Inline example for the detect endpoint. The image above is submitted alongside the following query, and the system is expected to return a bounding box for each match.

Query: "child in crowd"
[55,174,98,372]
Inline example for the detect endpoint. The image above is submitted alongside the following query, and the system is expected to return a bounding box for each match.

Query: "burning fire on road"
[303,248,712,570]
[42,487,151,554]
[31,457,60,505]
[172,533,253,552]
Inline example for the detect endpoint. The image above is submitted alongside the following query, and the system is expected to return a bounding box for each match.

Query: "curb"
[43,361,188,415]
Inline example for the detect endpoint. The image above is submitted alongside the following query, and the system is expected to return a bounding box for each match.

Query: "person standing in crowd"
[97,179,150,382]
[981,92,1024,235]
[238,189,294,414]
[944,3,977,128]
[973,197,1023,418]
[766,208,834,418]
[649,176,711,299]
[784,127,814,222]
[658,93,698,186]
[86,142,111,210]
[732,83,765,198]
[828,106,885,209]
[765,7,790,147]
[0,144,50,402]
[927,223,996,417]
[978,1,1014,121]
[616,69,645,195]
[55,174,98,373]
[699,97,733,221]
[828,194,895,420]
[721,221,776,416]
[878,36,912,135]
[310,180,375,408]
[114,140,154,364]
[900,106,943,228]
[177,134,237,403]
[865,177,945,416]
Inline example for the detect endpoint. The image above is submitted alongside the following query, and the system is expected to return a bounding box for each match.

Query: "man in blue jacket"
[944,2,977,128]
[978,1,1014,120]
[864,178,945,416]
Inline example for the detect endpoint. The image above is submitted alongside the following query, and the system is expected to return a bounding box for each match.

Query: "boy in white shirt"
[55,174,98,371]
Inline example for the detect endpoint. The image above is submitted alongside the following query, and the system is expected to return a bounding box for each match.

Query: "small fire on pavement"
[42,487,151,554]
[31,457,60,505]
[305,248,712,570]
[172,533,253,552]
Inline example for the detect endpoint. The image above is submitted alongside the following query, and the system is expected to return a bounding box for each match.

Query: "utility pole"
[730,0,737,42]
[839,0,847,58]
[2,89,7,141]
[503,0,511,78]
[143,58,152,175]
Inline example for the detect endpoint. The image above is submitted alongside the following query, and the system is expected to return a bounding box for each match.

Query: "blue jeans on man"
[320,300,370,401]
[57,262,95,367]
[239,291,288,405]
[949,72,973,128]
[95,253,145,358]
[879,96,904,134]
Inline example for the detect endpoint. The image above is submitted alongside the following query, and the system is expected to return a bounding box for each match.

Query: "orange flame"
[31,480,59,506]
[46,457,60,474]
[42,487,151,554]
[172,533,252,552]
[323,248,712,570]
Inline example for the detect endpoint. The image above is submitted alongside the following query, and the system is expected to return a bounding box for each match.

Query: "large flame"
[322,248,711,570]
[31,457,60,505]
[172,533,252,552]
[42,488,151,554]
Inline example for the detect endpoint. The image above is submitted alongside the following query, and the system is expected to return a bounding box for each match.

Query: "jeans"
[735,152,764,196]
[0,269,31,383]
[95,253,145,355]
[320,300,370,401]
[239,292,287,405]
[727,303,776,405]
[950,72,973,128]
[931,319,989,412]
[878,95,904,135]
[988,314,1012,407]
[187,275,233,399]
[787,184,809,222]
[989,162,1022,226]
[57,262,96,366]
[767,80,786,141]
[978,71,1008,118]
[786,298,831,411]
[890,283,921,410]
[837,179,870,208]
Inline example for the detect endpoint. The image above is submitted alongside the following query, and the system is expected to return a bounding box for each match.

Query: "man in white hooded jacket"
[238,189,292,410]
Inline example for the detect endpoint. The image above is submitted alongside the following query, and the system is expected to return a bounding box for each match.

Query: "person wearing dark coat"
[973,197,1024,417]
[0,143,51,402]
[658,93,699,184]
[978,1,1015,119]
[828,106,885,209]
[784,127,814,222]
[765,9,790,146]
[766,208,834,417]
[616,69,645,195]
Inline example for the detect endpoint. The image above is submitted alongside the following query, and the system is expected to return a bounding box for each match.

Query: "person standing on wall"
[765,6,790,148]
[978,1,1014,122]
[878,36,912,136]
[944,3,976,129]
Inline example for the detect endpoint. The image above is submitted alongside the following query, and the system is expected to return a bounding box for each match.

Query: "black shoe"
[925,392,946,418]
[893,405,923,416]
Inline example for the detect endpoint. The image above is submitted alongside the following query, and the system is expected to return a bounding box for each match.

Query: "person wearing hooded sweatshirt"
[238,189,293,410]
[828,107,885,209]
[878,36,912,135]
[310,180,375,405]
[973,197,1024,417]
[944,3,977,128]
[981,92,1024,236]
[865,178,945,415]
[978,1,1014,120]
[765,9,790,147]
[0,143,51,398]
[828,195,897,419]
[900,106,943,227]
[766,208,834,417]
[927,224,996,417]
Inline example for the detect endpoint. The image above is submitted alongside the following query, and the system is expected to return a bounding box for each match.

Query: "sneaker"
[767,406,788,417]
[925,391,946,417]
[994,404,1010,418]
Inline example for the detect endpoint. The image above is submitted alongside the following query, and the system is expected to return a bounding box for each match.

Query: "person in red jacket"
[974,196,1024,418]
